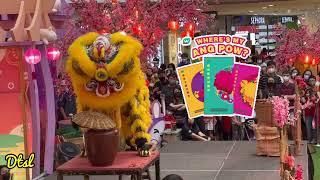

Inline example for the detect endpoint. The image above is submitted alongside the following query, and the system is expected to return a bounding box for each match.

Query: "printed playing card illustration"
[233,63,260,117]
[177,62,204,118]
[204,56,235,116]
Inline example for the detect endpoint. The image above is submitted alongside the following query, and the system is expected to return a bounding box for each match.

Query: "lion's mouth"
[84,78,124,98]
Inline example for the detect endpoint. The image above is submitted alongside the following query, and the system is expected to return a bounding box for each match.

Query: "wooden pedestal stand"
[280,127,289,180]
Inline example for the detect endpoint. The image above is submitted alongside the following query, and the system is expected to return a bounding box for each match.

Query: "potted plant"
[72,111,119,166]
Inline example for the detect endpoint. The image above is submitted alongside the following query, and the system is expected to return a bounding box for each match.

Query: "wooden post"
[168,32,178,65]
[280,127,288,180]
[18,46,30,180]
[294,82,302,155]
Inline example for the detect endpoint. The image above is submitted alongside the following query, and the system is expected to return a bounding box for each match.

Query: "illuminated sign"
[191,34,251,60]
[250,16,265,25]
[181,37,192,46]
[281,17,294,24]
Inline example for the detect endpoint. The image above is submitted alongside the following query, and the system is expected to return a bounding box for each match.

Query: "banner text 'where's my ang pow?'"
[191,35,251,60]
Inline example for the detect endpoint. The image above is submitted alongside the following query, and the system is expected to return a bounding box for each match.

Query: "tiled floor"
[45,141,308,180]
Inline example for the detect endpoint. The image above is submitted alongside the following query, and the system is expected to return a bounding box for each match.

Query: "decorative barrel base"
[85,129,119,166]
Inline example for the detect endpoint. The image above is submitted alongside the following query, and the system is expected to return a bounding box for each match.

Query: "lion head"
[66,32,145,110]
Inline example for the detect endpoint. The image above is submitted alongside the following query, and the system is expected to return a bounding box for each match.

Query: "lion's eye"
[106,49,119,64]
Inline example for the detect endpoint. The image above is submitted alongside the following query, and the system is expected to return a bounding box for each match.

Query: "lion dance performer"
[66,32,152,151]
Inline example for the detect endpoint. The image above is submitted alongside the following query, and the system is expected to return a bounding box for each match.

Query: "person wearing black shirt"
[260,76,280,99]
[161,74,179,110]
[181,118,211,141]
[153,71,168,102]
[169,88,188,127]
[258,61,282,97]
[178,53,190,67]
[57,83,77,120]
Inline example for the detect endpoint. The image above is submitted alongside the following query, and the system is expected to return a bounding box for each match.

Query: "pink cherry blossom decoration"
[295,164,303,180]
[59,0,214,67]
[284,155,295,169]
[271,96,290,128]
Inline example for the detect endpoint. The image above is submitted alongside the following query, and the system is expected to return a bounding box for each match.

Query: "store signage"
[191,34,251,60]
[181,37,192,46]
[235,26,258,33]
[281,17,293,24]
[250,16,265,25]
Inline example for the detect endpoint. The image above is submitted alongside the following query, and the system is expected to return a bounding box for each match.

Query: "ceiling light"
[262,7,267,9]
[268,4,274,7]
[287,9,291,13]
[254,14,258,15]
[248,10,254,13]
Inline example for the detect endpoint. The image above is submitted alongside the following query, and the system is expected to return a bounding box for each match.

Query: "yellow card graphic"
[177,62,204,119]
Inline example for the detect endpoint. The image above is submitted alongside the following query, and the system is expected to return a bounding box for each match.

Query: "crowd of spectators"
[148,49,320,144]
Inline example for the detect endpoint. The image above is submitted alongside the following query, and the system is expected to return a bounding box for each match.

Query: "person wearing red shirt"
[302,88,319,144]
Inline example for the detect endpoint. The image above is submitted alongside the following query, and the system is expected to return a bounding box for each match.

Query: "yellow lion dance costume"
[66,32,151,149]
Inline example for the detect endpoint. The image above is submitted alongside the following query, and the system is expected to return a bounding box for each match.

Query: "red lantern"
[180,31,187,38]
[185,22,196,32]
[180,30,194,38]
[111,0,118,3]
[304,55,310,64]
[186,30,194,38]
[132,24,143,36]
[311,58,319,66]
[24,48,41,65]
[168,20,179,31]
[47,47,61,61]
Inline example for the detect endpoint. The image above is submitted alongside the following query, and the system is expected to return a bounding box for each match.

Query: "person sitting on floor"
[181,118,211,141]
[162,174,184,180]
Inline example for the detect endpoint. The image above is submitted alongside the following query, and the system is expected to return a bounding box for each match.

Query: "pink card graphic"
[233,63,260,117]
